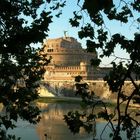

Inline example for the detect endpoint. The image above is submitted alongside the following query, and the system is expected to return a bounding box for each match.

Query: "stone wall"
[43,37,97,66]
[42,37,99,81]
[38,80,140,100]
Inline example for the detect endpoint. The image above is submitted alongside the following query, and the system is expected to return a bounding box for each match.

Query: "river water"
[7,102,140,140]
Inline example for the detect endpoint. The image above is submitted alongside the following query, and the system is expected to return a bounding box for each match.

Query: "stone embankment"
[38,80,140,100]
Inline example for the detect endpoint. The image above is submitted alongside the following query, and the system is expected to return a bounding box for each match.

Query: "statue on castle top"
[64,30,68,38]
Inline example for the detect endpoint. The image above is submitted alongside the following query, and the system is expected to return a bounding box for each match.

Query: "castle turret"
[80,62,87,71]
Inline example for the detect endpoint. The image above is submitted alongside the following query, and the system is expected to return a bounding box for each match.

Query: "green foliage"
[63,0,140,140]
[69,11,82,27]
[131,0,140,12]
[104,62,127,92]
[78,24,94,39]
[64,110,96,134]
[0,0,61,138]
[50,0,66,17]
[75,75,83,82]
[83,0,113,25]
[1,0,139,139]
[90,58,101,67]
[64,111,84,134]
[86,40,99,51]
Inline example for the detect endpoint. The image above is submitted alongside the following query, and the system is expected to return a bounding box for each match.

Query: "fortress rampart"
[41,37,111,81]
[39,80,140,101]
[41,37,138,81]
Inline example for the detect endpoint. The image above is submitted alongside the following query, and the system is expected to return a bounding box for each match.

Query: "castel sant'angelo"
[42,36,111,81]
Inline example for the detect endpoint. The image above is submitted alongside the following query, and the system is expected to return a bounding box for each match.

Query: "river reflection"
[8,102,139,140]
[36,103,95,140]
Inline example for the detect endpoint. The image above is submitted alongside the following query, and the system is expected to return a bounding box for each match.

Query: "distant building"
[41,37,111,81]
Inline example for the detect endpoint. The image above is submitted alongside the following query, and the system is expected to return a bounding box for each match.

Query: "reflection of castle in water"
[36,103,96,140]
[41,37,111,81]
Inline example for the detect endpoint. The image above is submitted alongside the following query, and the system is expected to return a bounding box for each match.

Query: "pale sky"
[44,0,139,67]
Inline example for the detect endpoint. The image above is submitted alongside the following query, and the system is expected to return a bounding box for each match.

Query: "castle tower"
[41,37,97,80]
[42,37,97,67]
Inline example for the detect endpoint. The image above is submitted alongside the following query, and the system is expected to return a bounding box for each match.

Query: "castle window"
[47,49,53,52]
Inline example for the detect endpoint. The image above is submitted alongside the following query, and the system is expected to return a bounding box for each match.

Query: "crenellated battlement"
[41,37,110,81]
[54,66,81,71]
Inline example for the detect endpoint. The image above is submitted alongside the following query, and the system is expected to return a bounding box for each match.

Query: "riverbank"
[37,96,140,109]
[37,96,118,108]
[37,96,82,104]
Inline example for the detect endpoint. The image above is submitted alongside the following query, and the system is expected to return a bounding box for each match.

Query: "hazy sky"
[45,0,139,67]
